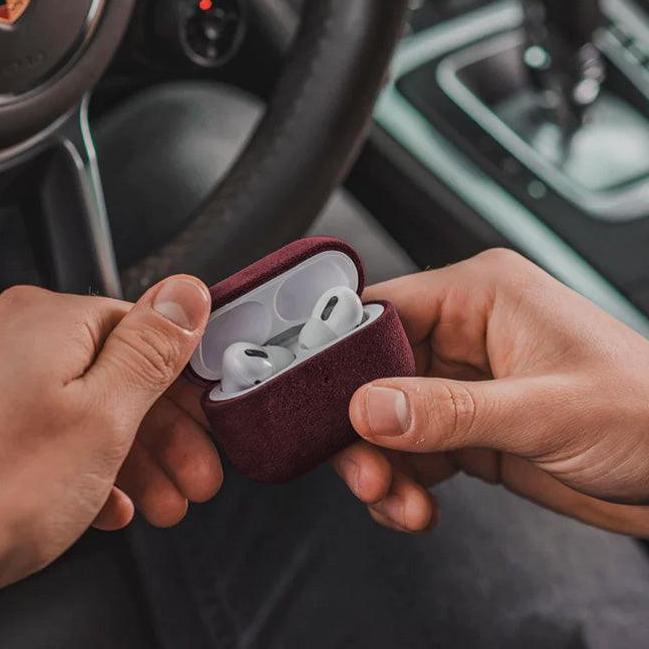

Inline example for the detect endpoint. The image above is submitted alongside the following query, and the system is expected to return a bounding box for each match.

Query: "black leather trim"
[121,0,409,299]
[0,1,135,148]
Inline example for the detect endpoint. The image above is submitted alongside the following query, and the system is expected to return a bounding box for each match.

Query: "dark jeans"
[2,464,649,648]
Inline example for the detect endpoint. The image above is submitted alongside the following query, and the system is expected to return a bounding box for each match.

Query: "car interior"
[3,0,649,646]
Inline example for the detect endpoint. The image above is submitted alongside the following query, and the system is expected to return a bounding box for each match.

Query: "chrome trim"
[603,0,649,44]
[376,0,649,336]
[599,0,649,103]
[58,96,122,299]
[0,107,73,170]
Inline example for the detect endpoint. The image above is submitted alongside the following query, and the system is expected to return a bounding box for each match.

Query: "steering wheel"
[0,1,408,300]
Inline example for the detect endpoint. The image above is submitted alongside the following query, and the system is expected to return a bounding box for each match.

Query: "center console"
[373,0,649,335]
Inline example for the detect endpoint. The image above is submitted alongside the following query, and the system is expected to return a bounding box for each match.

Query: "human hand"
[333,250,649,536]
[0,277,221,588]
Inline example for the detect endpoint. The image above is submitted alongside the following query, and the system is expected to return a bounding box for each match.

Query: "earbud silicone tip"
[266,345,296,371]
[299,319,337,350]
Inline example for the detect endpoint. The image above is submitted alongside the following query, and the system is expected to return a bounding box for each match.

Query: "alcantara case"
[187,237,416,483]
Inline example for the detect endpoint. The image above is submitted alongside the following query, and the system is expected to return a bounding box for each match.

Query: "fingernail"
[153,278,210,331]
[365,387,410,437]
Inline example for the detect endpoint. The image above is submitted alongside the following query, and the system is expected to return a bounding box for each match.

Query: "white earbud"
[220,287,364,394]
[299,286,364,350]
[221,343,295,394]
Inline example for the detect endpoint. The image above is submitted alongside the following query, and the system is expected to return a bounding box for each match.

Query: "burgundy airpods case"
[187,237,416,483]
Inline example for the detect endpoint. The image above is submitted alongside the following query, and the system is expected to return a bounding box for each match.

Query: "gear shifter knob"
[524,0,606,127]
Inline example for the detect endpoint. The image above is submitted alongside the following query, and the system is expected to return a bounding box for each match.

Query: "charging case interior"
[184,237,416,483]
[189,250,385,401]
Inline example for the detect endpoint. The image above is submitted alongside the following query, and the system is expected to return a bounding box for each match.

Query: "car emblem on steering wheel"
[0,0,30,25]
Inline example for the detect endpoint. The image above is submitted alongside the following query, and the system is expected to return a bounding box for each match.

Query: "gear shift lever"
[523,0,606,129]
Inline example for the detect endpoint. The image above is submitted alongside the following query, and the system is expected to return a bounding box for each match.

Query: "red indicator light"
[199,0,213,10]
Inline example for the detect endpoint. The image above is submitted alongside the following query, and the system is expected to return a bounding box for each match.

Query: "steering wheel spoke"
[0,0,133,296]
[38,98,122,298]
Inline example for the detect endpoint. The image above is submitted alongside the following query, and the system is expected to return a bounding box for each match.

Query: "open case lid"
[188,237,365,385]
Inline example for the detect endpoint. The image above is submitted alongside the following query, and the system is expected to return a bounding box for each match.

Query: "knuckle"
[475,248,528,271]
[113,325,182,389]
[0,284,48,310]
[474,248,545,293]
[425,382,478,449]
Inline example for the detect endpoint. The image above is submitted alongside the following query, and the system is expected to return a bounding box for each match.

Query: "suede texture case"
[187,237,416,483]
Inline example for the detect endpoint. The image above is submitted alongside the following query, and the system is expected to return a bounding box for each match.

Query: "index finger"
[363,273,442,346]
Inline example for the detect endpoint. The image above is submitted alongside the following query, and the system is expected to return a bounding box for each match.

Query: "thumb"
[349,376,563,457]
[85,275,211,425]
